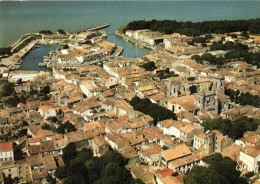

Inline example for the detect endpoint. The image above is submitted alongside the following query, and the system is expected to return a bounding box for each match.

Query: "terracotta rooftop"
[43,154,57,171]
[169,151,208,168]
[241,145,260,158]
[168,95,200,112]
[157,168,174,178]
[0,142,13,151]
[92,136,108,147]
[160,176,182,184]
[39,105,54,112]
[26,154,43,166]
[222,144,241,161]
[161,144,192,162]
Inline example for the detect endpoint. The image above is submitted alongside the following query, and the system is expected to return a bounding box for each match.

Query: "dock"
[7,40,39,70]
[85,24,110,32]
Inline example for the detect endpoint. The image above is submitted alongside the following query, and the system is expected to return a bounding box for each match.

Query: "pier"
[85,24,110,32]
[7,40,39,70]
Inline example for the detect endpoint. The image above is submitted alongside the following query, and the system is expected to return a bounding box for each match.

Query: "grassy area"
[116,26,126,35]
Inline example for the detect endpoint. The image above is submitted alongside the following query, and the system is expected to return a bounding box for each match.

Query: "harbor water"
[1,1,260,70]
[19,44,59,72]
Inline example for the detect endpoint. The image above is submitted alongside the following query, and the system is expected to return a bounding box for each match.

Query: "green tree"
[46,174,56,184]
[189,85,197,94]
[63,122,76,132]
[62,143,77,165]
[58,29,66,34]
[140,61,157,71]
[201,53,214,62]
[40,86,50,95]
[5,97,19,107]
[102,151,126,167]
[0,81,14,97]
[55,166,67,179]
[184,154,248,184]
[183,166,210,184]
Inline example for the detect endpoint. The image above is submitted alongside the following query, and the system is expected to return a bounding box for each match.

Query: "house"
[154,168,176,184]
[15,159,32,183]
[105,132,130,151]
[120,146,139,169]
[167,95,200,114]
[14,84,31,93]
[158,120,203,146]
[0,161,19,181]
[39,105,56,119]
[31,169,48,183]
[0,142,14,163]
[27,126,54,138]
[97,41,116,56]
[179,123,204,146]
[139,143,162,166]
[161,144,192,167]
[238,145,260,173]
[157,120,184,137]
[113,99,132,117]
[222,144,242,161]
[80,80,102,97]
[43,154,57,176]
[92,136,109,157]
[64,131,94,150]
[8,70,38,82]
[26,154,44,170]
[168,151,208,173]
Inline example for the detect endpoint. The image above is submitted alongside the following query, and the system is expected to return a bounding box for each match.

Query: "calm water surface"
[19,44,59,71]
[0,1,260,61]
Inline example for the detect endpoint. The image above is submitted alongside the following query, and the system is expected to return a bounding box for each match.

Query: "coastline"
[115,27,154,50]
[0,26,123,72]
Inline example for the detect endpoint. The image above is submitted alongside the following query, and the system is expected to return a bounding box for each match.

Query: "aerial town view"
[0,1,260,184]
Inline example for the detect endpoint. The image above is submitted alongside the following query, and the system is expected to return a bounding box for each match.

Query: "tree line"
[191,41,260,67]
[124,18,260,36]
[225,88,260,108]
[201,116,260,140]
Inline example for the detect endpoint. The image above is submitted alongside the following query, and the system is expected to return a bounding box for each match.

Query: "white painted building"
[239,146,260,173]
[157,120,181,138]
[0,142,14,163]
[8,70,38,82]
[39,105,56,119]
[80,80,102,97]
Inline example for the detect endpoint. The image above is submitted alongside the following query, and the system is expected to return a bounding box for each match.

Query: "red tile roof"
[0,142,13,151]
[157,168,174,178]
[161,144,192,162]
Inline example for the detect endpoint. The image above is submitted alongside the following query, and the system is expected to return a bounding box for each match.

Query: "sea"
[0,1,260,70]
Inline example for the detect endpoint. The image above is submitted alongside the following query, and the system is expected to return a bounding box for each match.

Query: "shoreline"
[115,27,154,50]
[0,26,123,72]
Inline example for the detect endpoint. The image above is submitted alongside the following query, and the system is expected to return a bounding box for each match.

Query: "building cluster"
[0,29,259,184]
[52,31,117,66]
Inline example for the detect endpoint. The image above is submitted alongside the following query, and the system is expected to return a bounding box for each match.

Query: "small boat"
[42,56,49,59]
[42,58,49,62]
[38,62,47,67]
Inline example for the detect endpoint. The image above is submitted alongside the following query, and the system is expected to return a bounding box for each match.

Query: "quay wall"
[115,28,153,50]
